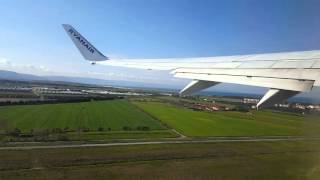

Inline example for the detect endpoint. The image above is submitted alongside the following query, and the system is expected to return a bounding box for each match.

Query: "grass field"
[1,99,320,179]
[1,99,320,140]
[0,100,166,132]
[1,141,320,180]
[133,101,320,137]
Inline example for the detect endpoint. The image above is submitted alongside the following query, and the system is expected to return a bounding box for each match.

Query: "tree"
[123,126,132,131]
[98,127,104,131]
[8,128,21,137]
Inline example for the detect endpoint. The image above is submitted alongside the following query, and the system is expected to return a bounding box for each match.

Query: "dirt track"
[1,136,319,150]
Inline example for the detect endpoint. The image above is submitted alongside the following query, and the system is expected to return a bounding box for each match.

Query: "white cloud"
[0,57,55,76]
[0,56,215,88]
[0,57,185,86]
[0,58,11,66]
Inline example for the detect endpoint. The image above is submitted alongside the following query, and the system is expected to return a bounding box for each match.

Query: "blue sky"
[0,0,320,93]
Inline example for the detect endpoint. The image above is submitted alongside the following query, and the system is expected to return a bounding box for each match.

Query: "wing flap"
[174,72,314,92]
[172,68,320,83]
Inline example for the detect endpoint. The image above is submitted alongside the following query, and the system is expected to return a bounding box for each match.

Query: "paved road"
[1,136,319,150]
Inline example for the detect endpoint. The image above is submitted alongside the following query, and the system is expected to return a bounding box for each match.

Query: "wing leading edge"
[63,24,320,108]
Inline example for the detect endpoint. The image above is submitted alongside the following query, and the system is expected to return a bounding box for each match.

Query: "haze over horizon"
[0,0,320,97]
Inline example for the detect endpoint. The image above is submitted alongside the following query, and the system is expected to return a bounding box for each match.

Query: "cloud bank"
[0,57,186,86]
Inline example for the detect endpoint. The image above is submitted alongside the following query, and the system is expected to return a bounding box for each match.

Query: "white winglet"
[62,24,108,61]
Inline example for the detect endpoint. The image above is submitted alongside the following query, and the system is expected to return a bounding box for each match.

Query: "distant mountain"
[0,70,44,81]
[43,75,180,89]
[0,69,319,103]
[0,70,178,89]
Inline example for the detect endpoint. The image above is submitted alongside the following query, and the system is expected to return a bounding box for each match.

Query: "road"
[0,136,319,150]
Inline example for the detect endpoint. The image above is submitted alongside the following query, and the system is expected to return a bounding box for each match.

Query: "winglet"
[62,24,108,61]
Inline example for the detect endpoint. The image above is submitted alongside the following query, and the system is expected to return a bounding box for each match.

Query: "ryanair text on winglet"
[68,28,95,54]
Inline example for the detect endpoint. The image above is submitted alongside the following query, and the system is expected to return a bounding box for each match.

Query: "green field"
[134,101,320,137]
[0,100,166,132]
[1,99,320,140]
[1,99,320,179]
[1,141,320,180]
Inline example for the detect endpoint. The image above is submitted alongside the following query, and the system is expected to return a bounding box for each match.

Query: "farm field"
[133,101,320,137]
[0,100,165,131]
[1,98,320,141]
[0,100,176,140]
[1,140,320,180]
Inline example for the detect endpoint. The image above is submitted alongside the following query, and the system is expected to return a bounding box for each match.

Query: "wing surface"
[63,24,320,108]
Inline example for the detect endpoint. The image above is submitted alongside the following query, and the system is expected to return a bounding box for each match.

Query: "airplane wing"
[62,24,320,108]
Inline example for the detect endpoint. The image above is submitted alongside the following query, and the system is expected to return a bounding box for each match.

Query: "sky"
[0,0,320,93]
